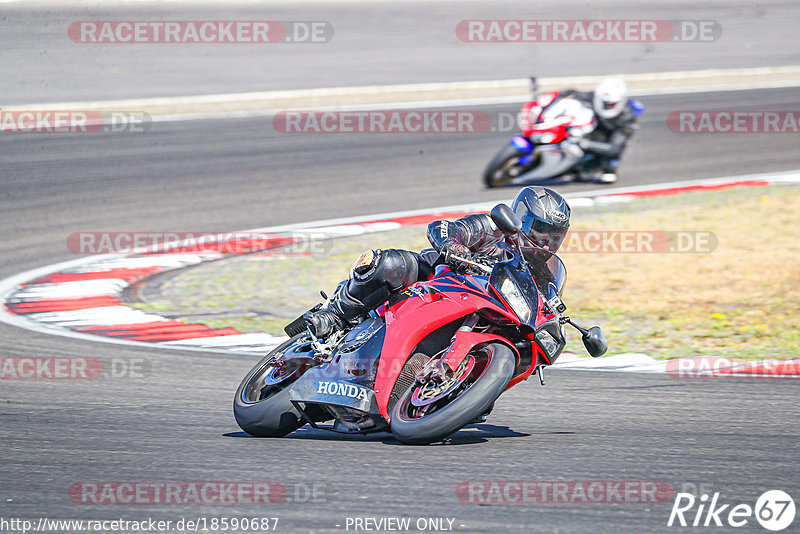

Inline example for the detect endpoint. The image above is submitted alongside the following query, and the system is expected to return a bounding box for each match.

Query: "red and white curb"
[1,170,799,376]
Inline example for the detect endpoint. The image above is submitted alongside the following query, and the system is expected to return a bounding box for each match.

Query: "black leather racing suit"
[564,90,639,173]
[333,213,508,316]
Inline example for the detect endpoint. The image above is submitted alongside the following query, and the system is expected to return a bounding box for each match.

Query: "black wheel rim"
[490,156,521,185]
[396,349,491,422]
[241,335,314,403]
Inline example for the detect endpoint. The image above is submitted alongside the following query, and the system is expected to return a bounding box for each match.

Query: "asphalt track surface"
[1,85,799,532]
[4,0,800,103]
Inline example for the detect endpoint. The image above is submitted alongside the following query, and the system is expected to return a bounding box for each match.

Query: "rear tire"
[233,335,312,437]
[390,343,515,445]
[483,145,526,188]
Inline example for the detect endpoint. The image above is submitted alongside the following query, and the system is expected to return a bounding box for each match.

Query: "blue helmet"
[510,186,571,252]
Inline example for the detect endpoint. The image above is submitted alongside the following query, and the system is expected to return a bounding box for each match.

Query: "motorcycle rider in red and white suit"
[563,78,639,183]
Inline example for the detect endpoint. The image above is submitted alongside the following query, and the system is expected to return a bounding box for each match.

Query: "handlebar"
[447,254,494,275]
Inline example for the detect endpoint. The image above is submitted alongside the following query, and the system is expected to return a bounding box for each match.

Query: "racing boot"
[598,158,619,183]
[573,154,601,182]
[302,281,367,338]
[286,249,406,338]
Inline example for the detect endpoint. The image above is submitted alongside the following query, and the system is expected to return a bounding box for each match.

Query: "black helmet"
[510,186,571,252]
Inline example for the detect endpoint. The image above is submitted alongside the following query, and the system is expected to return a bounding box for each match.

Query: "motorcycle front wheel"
[483,145,530,188]
[233,334,316,437]
[390,343,515,445]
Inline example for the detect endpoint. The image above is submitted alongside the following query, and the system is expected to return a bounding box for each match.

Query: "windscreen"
[521,246,567,299]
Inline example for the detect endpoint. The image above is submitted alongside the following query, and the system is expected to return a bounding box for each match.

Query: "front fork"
[415,314,480,383]
[510,135,537,167]
[440,314,520,372]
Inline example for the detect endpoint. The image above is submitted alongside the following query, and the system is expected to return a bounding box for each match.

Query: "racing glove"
[443,243,473,268]
[563,136,586,158]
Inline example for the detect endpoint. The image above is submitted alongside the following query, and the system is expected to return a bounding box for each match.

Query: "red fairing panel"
[520,91,561,137]
[441,330,520,371]
[373,279,516,419]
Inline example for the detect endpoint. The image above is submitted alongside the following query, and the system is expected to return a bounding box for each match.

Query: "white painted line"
[554,353,668,373]
[568,169,800,199]
[84,254,216,269]
[162,333,287,347]
[556,353,656,367]
[144,79,800,124]
[593,196,634,205]
[5,66,800,124]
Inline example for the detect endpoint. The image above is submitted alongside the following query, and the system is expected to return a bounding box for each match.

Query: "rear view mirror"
[491,204,523,235]
[582,326,608,358]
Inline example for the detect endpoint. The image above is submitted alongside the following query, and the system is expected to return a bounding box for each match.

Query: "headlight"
[500,278,533,323]
[535,329,560,358]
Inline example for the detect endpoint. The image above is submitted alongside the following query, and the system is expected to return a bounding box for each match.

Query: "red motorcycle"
[484,89,598,188]
[234,205,606,444]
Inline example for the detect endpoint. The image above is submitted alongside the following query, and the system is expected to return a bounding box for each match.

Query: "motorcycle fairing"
[510,135,533,153]
[440,330,518,373]
[374,274,521,419]
[289,372,380,416]
[629,99,645,116]
[516,145,581,182]
[287,318,386,428]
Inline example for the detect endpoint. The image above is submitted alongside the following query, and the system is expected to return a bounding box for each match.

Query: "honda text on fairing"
[233,205,607,445]
[483,78,644,188]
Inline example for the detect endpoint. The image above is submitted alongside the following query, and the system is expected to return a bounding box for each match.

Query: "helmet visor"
[520,216,568,252]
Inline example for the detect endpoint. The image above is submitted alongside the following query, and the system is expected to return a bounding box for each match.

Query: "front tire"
[233,334,314,437]
[390,343,515,445]
[483,145,526,188]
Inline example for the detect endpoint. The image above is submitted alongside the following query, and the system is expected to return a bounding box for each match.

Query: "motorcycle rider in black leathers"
[562,78,640,184]
[290,186,571,339]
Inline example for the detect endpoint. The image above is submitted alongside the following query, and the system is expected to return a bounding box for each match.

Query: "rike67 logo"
[668,490,796,531]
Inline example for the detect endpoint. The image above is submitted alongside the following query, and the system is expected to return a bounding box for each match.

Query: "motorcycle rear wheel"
[390,342,515,445]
